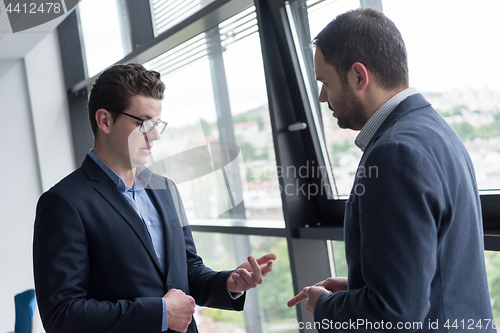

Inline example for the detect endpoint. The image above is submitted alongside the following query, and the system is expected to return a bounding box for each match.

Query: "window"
[305,0,362,198]
[78,0,132,77]
[192,232,298,333]
[300,0,500,196]
[298,0,500,325]
[145,6,284,222]
[485,251,500,323]
[328,240,348,277]
[383,0,500,192]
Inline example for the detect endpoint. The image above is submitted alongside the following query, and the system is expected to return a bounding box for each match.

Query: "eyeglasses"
[108,110,168,134]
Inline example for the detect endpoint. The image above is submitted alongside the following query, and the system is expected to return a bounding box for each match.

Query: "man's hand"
[227,253,277,293]
[301,286,330,315]
[163,288,196,333]
[287,277,347,308]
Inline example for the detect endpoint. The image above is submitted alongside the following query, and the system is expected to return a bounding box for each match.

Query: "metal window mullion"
[57,10,93,165]
[125,0,154,50]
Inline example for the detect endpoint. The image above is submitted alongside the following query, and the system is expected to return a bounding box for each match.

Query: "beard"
[332,84,367,131]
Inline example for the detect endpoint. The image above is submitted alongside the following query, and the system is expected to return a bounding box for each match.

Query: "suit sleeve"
[166,180,245,311]
[184,226,245,310]
[33,190,162,333]
[314,141,441,331]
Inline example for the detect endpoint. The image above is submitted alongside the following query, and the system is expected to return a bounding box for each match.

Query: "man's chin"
[336,118,351,130]
[130,156,150,169]
[337,118,364,131]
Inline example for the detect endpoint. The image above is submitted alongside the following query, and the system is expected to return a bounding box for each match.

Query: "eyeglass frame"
[107,109,168,134]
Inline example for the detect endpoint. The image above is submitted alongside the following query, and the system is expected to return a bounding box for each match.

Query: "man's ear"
[349,62,370,91]
[95,109,112,135]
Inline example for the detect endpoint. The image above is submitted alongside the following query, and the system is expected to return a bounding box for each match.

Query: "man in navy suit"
[287,8,494,332]
[33,63,276,333]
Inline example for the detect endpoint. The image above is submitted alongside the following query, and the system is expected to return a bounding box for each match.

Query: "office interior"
[1,0,499,332]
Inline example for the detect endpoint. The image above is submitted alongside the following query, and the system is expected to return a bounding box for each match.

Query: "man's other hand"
[301,286,330,315]
[287,277,347,308]
[163,288,196,333]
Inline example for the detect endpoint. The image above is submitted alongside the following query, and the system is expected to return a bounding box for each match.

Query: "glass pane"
[305,0,500,194]
[483,251,500,326]
[307,0,360,36]
[329,240,348,277]
[151,0,216,36]
[383,0,500,192]
[304,0,500,195]
[306,0,363,197]
[192,232,299,333]
[144,6,284,221]
[78,0,131,77]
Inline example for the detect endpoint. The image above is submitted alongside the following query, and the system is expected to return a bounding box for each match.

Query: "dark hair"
[313,8,409,90]
[88,63,165,137]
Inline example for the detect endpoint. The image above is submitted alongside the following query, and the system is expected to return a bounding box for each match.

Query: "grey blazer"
[315,94,494,332]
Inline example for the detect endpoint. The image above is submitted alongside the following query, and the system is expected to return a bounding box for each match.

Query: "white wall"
[0,31,75,333]
[25,32,75,192]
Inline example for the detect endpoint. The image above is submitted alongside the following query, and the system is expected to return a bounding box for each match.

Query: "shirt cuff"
[229,290,245,300]
[161,298,168,331]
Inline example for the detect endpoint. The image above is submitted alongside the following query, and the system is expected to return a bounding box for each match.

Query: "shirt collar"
[88,150,152,192]
[354,87,418,152]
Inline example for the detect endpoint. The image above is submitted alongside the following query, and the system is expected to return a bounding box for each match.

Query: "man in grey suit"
[288,8,494,332]
[33,63,276,333]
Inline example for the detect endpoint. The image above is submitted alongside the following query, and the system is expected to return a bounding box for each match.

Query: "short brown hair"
[88,63,165,137]
[313,8,409,90]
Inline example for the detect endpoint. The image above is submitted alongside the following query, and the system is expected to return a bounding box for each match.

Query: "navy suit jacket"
[315,94,494,332]
[33,156,244,333]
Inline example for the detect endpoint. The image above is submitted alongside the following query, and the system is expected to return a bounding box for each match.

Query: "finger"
[231,269,253,288]
[287,290,308,307]
[187,295,196,308]
[255,253,277,265]
[261,260,274,277]
[169,288,186,295]
[238,268,258,286]
[248,255,263,284]
[314,281,324,287]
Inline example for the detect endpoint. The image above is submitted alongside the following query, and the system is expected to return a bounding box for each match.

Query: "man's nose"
[146,126,161,141]
[318,85,327,103]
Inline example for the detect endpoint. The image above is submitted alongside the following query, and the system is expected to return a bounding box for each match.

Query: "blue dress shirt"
[89,151,168,331]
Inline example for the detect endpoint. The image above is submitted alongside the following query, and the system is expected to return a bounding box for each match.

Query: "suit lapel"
[81,156,165,277]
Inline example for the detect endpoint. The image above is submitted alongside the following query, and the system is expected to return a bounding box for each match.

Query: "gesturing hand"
[163,288,196,333]
[287,277,347,308]
[227,253,277,294]
[301,286,330,315]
